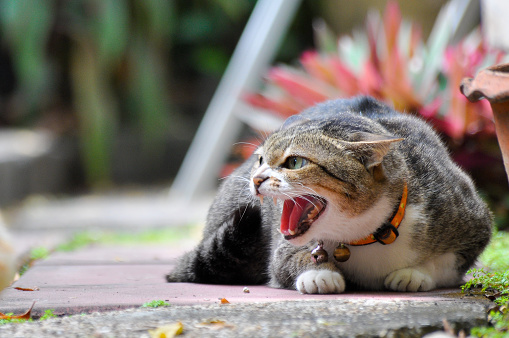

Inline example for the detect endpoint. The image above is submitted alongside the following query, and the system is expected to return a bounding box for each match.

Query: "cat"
[167,96,492,294]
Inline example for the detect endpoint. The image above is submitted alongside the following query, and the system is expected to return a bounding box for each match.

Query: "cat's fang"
[288,228,296,235]
[273,197,278,206]
[308,206,319,219]
[259,195,264,205]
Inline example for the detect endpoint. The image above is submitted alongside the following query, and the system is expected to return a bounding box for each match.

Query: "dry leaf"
[148,322,183,338]
[219,298,230,304]
[14,287,39,292]
[0,301,35,320]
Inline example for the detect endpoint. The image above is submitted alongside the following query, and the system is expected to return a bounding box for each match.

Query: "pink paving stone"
[0,244,474,317]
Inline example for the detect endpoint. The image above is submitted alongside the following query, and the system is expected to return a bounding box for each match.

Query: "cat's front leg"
[296,265,346,294]
[270,240,345,294]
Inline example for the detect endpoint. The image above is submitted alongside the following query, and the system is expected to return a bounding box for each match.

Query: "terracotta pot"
[460,63,509,184]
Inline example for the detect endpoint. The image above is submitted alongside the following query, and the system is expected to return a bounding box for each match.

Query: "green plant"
[39,309,57,321]
[142,300,170,308]
[56,226,201,252]
[0,315,30,326]
[29,247,50,261]
[56,232,101,252]
[0,0,175,185]
[18,246,51,276]
[479,231,509,271]
[245,1,504,141]
[462,269,509,298]
[462,231,509,337]
[0,309,56,326]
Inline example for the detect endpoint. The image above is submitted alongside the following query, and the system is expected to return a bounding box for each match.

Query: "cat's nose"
[252,176,268,191]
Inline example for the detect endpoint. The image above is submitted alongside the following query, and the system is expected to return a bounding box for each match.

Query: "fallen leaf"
[148,322,183,338]
[219,298,230,304]
[0,301,35,320]
[14,287,39,292]
[243,287,250,293]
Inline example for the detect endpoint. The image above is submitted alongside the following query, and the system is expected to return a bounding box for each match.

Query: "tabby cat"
[167,96,492,294]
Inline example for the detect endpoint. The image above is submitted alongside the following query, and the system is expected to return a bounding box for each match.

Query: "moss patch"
[463,230,509,337]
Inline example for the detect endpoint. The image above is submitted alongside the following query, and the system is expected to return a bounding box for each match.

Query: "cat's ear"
[280,115,311,131]
[343,132,403,170]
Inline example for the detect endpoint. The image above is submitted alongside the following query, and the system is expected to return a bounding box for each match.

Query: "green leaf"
[93,0,129,69]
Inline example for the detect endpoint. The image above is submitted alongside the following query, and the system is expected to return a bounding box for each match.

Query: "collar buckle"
[373,223,399,245]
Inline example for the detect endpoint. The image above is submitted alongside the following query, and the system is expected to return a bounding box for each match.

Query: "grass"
[18,224,202,276]
[462,230,509,337]
[56,225,202,252]
[18,246,52,276]
[9,225,197,325]
[141,300,171,308]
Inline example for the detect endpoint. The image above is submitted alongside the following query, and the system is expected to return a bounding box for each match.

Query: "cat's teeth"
[273,197,278,205]
[288,228,296,235]
[259,195,264,205]
[308,206,319,218]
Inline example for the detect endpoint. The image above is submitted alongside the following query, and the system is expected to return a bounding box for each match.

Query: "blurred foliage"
[0,0,272,186]
[0,0,178,185]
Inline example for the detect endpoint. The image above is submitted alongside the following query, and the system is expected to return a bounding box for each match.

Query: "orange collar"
[349,182,408,246]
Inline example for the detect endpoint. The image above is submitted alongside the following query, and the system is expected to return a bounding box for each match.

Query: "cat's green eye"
[284,156,308,170]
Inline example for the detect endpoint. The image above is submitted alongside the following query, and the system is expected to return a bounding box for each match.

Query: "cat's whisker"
[292,183,322,197]
[286,186,323,210]
[280,192,296,204]
[228,175,251,183]
[233,141,260,148]
[234,181,254,212]
[237,202,253,224]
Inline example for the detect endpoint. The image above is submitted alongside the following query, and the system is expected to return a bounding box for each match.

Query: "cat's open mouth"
[280,195,326,240]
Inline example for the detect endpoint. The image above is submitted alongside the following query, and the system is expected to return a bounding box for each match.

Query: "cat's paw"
[296,270,345,294]
[384,268,435,292]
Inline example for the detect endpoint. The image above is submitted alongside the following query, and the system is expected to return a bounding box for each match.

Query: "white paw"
[296,270,345,294]
[384,268,435,292]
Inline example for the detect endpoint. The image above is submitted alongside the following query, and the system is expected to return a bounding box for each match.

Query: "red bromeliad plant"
[245,2,504,142]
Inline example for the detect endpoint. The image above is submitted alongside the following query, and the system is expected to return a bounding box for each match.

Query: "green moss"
[39,309,57,321]
[0,315,31,326]
[479,231,509,271]
[18,246,51,276]
[0,309,56,326]
[56,225,201,252]
[30,247,50,260]
[141,300,171,308]
[463,231,509,337]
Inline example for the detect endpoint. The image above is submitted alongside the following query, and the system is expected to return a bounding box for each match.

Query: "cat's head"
[249,100,404,246]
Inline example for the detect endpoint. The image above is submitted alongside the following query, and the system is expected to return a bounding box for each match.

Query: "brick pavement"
[0,191,493,336]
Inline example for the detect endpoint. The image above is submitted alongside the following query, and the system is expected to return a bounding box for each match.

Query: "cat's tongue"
[281,196,316,237]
